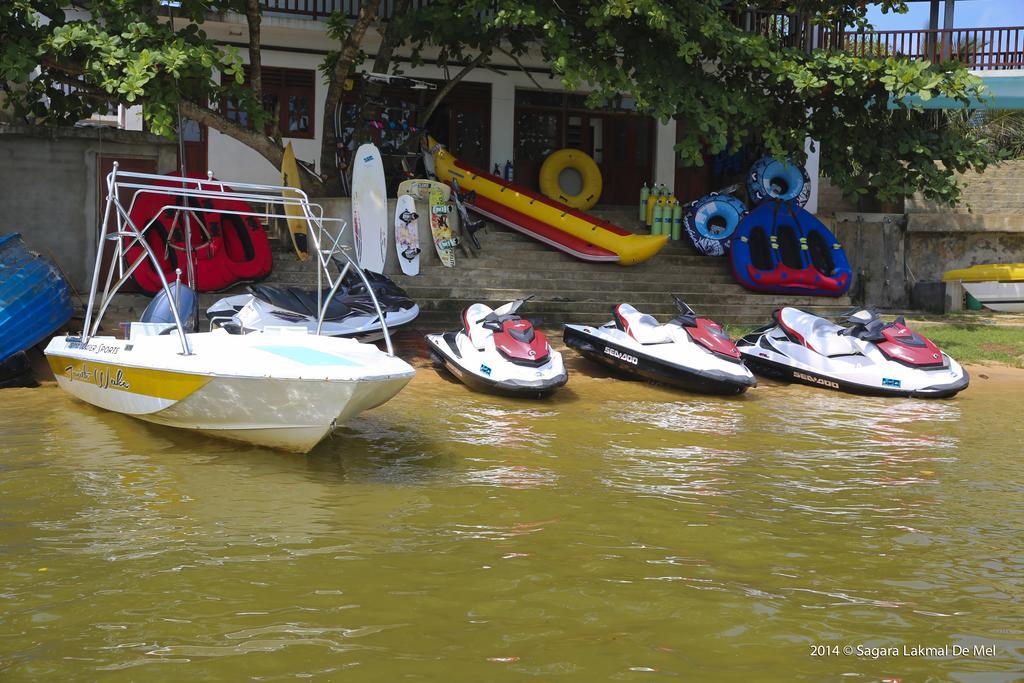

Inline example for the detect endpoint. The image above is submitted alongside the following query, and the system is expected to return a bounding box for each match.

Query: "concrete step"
[270,254,727,275]
[394,273,739,289]
[397,286,846,308]
[409,303,852,328]
[412,295,850,317]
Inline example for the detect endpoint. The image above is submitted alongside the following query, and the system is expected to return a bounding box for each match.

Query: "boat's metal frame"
[82,163,397,356]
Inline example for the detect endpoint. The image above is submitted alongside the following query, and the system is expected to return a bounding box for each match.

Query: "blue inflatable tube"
[729,200,852,297]
[747,156,811,206]
[683,193,747,257]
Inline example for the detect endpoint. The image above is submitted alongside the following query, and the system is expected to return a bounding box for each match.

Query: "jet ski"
[737,308,969,398]
[425,296,568,397]
[563,297,756,395]
[207,270,419,341]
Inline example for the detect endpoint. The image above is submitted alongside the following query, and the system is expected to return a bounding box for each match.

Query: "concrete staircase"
[94,204,851,330]
[269,204,852,328]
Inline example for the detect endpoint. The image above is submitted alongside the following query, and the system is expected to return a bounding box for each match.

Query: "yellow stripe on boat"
[942,263,1024,282]
[428,137,666,266]
[47,355,211,400]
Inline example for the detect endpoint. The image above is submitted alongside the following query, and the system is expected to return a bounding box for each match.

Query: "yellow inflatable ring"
[539,149,602,211]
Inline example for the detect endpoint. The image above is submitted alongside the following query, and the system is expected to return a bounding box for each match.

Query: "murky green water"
[1,358,1022,681]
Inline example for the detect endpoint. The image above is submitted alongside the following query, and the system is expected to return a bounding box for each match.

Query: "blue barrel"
[747,156,811,206]
[683,193,748,257]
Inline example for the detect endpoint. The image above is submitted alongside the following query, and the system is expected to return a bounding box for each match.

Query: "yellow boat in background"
[428,137,667,265]
[942,263,1024,282]
[942,263,1024,313]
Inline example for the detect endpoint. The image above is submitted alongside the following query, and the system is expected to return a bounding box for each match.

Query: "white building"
[120,2,752,207]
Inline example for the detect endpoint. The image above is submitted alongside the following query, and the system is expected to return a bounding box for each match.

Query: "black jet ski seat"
[248,285,352,321]
[612,304,673,344]
[777,307,859,357]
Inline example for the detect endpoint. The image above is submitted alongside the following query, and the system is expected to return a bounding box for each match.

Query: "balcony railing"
[263,1,1023,71]
[261,0,429,20]
[734,10,1024,71]
[835,26,1024,70]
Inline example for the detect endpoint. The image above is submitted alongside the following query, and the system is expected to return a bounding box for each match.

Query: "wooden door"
[600,116,653,204]
[178,116,207,176]
[513,109,561,189]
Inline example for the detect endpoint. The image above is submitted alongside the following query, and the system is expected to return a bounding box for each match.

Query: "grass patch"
[911,324,1024,369]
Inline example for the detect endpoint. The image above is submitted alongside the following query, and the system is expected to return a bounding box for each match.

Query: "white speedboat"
[45,168,414,452]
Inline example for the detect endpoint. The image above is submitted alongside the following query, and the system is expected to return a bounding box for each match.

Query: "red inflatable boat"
[125,174,272,293]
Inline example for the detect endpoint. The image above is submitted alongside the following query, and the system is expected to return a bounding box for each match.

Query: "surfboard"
[351,143,388,273]
[280,142,308,260]
[429,186,457,267]
[394,194,420,276]
[397,179,446,202]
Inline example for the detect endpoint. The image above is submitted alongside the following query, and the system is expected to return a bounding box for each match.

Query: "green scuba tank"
[639,183,649,222]
[671,199,683,241]
[652,197,667,236]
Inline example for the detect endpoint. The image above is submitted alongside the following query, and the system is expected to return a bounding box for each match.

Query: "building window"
[223,66,315,139]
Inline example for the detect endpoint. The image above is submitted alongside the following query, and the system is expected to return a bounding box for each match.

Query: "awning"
[891,72,1024,109]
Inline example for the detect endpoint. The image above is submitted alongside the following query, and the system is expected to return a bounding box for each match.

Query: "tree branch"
[179,100,324,192]
[497,46,546,92]
[319,0,383,195]
[348,0,413,151]
[417,50,489,128]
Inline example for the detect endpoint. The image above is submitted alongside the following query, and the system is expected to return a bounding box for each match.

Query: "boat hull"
[45,330,415,452]
[563,324,755,396]
[962,282,1024,313]
[0,233,73,362]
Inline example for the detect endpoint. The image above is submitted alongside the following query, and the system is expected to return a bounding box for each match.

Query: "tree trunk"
[244,0,262,103]
[179,100,325,194]
[347,0,411,150]
[319,0,383,196]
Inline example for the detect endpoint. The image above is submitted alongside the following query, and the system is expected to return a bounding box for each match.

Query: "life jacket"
[124,173,272,293]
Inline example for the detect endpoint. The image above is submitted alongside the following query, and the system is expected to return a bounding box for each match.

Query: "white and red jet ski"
[425,296,567,397]
[737,308,968,398]
[563,297,756,395]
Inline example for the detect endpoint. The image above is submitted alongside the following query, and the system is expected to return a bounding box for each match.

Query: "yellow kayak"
[942,263,1024,282]
[280,142,309,260]
[428,137,666,265]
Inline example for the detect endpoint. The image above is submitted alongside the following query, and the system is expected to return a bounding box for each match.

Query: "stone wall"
[904,160,1024,282]
[906,160,1024,214]
[824,213,908,308]
[0,125,177,291]
[817,160,1024,309]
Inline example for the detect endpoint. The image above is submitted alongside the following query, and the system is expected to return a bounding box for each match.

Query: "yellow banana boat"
[428,137,666,265]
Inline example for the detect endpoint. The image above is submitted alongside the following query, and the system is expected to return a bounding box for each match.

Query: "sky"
[866,1,1024,30]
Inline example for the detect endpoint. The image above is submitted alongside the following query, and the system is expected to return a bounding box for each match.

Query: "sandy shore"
[962,363,1024,390]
